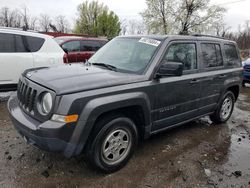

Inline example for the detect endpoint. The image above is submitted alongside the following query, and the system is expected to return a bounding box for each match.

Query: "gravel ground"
[0,88,250,188]
[0,92,13,102]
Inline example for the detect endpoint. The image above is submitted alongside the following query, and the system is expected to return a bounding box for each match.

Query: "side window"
[62,41,80,52]
[201,43,223,68]
[163,43,197,70]
[0,33,15,53]
[224,44,240,66]
[15,35,27,52]
[81,41,101,51]
[25,36,45,52]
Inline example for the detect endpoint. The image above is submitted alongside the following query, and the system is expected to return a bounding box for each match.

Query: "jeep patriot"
[8,35,242,172]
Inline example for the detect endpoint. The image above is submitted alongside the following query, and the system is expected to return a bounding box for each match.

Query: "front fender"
[65,92,151,156]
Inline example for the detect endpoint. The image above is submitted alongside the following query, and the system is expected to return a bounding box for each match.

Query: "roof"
[0,27,52,39]
[118,35,168,41]
[118,34,235,43]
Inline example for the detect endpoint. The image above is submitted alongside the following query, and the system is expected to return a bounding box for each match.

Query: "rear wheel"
[210,91,235,124]
[86,115,138,173]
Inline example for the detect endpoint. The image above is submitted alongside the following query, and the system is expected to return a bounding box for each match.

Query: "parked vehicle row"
[8,35,242,172]
[0,28,65,90]
[0,28,108,91]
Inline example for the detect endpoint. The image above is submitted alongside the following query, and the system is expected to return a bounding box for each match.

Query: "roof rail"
[191,34,226,40]
[0,26,38,33]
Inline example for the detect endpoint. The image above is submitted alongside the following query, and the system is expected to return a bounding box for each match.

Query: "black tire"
[86,114,138,173]
[210,91,235,124]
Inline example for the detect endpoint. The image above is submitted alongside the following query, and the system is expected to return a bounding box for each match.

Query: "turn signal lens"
[51,114,78,123]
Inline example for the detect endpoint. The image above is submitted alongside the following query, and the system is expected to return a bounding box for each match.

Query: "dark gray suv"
[8,35,242,172]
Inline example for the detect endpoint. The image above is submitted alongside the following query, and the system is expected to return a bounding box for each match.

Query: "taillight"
[63,53,68,63]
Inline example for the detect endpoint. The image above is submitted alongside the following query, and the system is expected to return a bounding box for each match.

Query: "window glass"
[26,36,45,52]
[89,38,160,74]
[163,43,197,70]
[224,44,239,66]
[15,35,27,52]
[201,43,223,68]
[0,33,15,53]
[81,41,101,51]
[62,41,80,52]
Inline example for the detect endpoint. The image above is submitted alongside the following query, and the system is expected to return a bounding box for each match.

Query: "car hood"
[24,64,146,95]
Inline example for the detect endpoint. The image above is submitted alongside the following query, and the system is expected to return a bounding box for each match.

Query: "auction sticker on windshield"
[139,38,161,47]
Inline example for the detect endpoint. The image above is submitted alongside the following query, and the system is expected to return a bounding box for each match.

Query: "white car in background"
[0,27,65,91]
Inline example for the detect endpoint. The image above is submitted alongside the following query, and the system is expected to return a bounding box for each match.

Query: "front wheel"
[86,115,138,173]
[210,91,235,124]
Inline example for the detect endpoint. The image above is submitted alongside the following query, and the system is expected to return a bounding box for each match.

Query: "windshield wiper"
[92,63,117,71]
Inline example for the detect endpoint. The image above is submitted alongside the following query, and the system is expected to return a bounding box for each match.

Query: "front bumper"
[7,94,78,157]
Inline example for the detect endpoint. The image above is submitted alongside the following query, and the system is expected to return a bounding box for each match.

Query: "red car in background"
[54,36,108,63]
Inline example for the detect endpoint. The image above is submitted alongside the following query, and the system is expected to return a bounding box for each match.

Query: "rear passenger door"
[152,41,200,131]
[0,33,33,85]
[196,42,225,115]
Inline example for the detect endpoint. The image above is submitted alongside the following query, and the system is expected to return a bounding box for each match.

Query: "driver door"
[152,41,201,131]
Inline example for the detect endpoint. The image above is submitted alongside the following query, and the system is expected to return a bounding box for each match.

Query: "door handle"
[219,74,226,79]
[190,79,199,84]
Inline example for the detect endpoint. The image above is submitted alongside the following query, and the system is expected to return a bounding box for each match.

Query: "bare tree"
[120,19,127,35]
[20,6,30,30]
[39,14,51,32]
[141,0,173,34]
[176,0,226,35]
[11,9,22,28]
[127,19,146,35]
[55,15,70,33]
[0,7,21,27]
[29,17,38,30]
[141,0,226,35]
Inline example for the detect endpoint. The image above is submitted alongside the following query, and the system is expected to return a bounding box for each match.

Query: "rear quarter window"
[224,44,241,67]
[201,43,223,68]
[25,36,45,52]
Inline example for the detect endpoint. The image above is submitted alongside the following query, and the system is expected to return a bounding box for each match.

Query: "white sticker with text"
[138,38,161,47]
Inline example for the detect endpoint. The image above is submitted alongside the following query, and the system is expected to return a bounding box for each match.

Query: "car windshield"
[88,37,162,74]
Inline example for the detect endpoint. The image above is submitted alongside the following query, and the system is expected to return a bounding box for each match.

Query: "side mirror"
[155,61,183,78]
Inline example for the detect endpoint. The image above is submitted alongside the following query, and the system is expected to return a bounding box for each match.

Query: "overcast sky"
[1,0,250,31]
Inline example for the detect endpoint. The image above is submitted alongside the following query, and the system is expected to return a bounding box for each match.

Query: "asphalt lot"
[0,88,250,188]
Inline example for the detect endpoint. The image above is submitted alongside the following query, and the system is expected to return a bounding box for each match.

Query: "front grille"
[17,80,37,112]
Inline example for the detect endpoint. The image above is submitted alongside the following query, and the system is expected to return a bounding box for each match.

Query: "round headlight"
[41,92,53,114]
